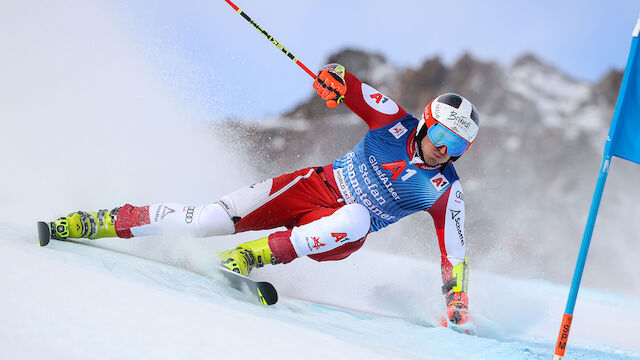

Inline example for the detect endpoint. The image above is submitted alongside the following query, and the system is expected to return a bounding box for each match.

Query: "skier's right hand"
[313,63,347,108]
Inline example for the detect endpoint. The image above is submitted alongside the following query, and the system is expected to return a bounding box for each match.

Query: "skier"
[45,63,479,326]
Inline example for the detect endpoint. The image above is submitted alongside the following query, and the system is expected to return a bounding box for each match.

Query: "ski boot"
[218,237,279,276]
[50,209,119,240]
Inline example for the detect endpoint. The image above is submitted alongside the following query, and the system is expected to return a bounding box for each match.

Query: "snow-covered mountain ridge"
[284,49,621,142]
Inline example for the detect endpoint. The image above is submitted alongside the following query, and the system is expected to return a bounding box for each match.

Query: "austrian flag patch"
[389,122,408,139]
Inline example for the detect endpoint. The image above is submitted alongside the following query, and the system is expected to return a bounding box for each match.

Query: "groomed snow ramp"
[1,232,639,360]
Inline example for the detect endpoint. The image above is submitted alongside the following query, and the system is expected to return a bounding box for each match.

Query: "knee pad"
[289,203,371,258]
[195,202,236,237]
[218,178,273,220]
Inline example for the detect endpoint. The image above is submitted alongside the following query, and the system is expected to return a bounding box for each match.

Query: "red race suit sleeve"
[426,180,467,286]
[343,71,408,130]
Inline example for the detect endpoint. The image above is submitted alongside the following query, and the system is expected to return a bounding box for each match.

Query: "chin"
[427,158,448,166]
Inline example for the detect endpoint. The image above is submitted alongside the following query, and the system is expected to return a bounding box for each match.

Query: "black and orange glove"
[444,291,470,325]
[313,64,347,108]
[440,257,471,327]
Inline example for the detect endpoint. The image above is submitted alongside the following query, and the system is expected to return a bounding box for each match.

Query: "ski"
[215,266,278,305]
[36,221,278,305]
[37,221,52,247]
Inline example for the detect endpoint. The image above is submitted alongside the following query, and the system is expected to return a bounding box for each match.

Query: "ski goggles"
[427,123,471,157]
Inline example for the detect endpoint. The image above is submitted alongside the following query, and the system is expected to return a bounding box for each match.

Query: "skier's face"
[421,135,451,166]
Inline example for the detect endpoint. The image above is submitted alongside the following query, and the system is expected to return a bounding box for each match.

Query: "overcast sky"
[113,1,639,119]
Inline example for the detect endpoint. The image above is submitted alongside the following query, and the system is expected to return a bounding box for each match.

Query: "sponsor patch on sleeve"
[362,83,399,115]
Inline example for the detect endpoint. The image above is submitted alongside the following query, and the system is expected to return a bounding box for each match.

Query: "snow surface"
[1,230,639,360]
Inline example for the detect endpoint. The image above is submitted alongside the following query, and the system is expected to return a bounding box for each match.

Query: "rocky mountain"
[214,49,640,297]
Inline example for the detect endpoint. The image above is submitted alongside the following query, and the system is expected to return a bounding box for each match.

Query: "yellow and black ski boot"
[218,237,279,276]
[50,209,119,240]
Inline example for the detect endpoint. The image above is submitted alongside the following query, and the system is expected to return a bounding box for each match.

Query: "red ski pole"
[223,0,316,79]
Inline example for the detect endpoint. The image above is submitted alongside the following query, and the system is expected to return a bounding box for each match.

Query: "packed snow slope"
[1,230,639,360]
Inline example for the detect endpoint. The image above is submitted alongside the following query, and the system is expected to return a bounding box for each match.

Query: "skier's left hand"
[445,291,471,325]
[446,305,470,325]
[313,64,347,108]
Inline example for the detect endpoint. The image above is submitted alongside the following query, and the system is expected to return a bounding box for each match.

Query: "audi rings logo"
[456,191,464,201]
[185,206,196,224]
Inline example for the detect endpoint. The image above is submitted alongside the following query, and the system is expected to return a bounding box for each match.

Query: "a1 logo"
[331,232,348,243]
[362,83,399,115]
[381,160,417,181]
[370,93,389,104]
[430,173,449,191]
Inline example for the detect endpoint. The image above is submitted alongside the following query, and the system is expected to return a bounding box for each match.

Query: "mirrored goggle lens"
[427,124,470,157]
